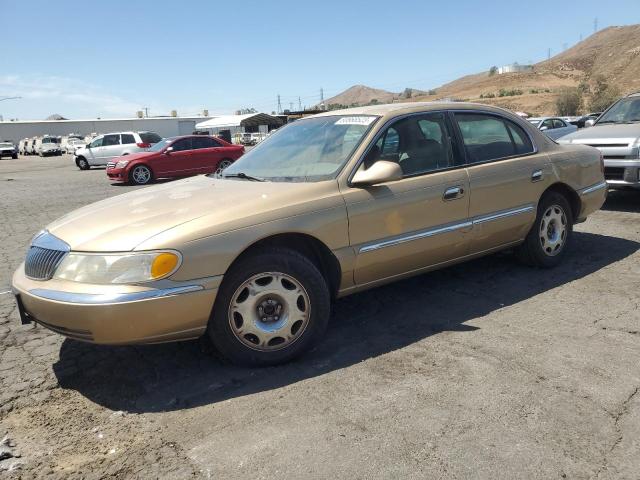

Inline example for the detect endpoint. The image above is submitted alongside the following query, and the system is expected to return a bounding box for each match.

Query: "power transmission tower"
[320,88,324,102]
[277,94,282,114]
[298,96,302,110]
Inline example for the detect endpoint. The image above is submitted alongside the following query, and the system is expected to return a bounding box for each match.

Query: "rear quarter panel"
[546,144,603,192]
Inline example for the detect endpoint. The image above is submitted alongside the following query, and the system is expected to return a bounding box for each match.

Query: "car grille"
[604,167,625,181]
[25,246,67,280]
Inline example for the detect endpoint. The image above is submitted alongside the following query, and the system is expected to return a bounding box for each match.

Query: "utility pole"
[143,107,149,118]
[547,48,551,60]
[594,17,598,33]
[320,88,324,103]
[289,102,293,111]
[298,96,302,110]
[277,94,282,114]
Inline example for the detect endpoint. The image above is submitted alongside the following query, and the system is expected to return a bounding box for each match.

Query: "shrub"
[589,75,621,112]
[555,87,582,116]
[488,66,498,76]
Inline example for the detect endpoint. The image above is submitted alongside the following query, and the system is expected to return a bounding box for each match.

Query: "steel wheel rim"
[228,271,311,352]
[133,166,150,184]
[539,204,567,256]
[215,160,232,175]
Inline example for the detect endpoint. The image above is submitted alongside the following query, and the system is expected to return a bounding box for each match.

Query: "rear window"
[121,133,136,144]
[139,132,162,144]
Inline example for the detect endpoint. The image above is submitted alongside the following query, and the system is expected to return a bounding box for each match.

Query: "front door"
[85,136,104,165]
[343,112,471,286]
[155,137,195,176]
[100,134,122,165]
[191,136,223,174]
[452,112,551,254]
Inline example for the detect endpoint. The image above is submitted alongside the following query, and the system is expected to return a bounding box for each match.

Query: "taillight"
[137,142,151,148]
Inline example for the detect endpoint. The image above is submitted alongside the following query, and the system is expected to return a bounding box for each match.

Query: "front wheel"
[208,248,330,366]
[76,157,90,170]
[129,164,153,185]
[516,191,573,268]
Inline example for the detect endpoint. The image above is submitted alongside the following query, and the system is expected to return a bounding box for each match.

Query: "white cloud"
[0,74,157,119]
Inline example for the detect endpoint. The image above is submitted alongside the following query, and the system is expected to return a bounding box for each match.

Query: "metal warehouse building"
[0,116,213,143]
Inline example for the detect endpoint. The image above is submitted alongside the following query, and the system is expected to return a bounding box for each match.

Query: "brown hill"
[325,25,640,115]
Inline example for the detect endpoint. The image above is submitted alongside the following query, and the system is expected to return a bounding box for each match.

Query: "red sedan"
[106,135,244,185]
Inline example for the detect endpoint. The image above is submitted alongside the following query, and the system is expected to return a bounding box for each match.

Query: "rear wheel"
[208,248,330,366]
[516,191,573,268]
[129,164,153,185]
[215,158,233,175]
[76,157,90,170]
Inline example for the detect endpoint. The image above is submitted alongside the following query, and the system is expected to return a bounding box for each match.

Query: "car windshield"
[222,115,378,182]
[596,97,640,124]
[147,138,173,152]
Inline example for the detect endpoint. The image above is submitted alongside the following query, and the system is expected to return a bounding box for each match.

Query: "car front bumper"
[12,265,220,344]
[106,166,127,181]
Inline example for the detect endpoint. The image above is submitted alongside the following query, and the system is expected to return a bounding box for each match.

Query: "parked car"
[12,103,606,366]
[28,138,37,155]
[64,138,86,154]
[570,112,602,129]
[35,136,62,156]
[239,132,257,146]
[0,141,18,159]
[558,92,640,189]
[528,117,577,140]
[74,131,162,170]
[106,135,244,185]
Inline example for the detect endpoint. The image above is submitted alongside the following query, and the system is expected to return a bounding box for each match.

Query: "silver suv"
[558,92,640,188]
[74,131,162,170]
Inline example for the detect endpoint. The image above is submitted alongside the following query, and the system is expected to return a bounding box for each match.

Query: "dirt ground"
[0,155,638,479]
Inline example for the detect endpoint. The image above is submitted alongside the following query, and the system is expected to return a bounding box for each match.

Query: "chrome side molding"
[28,285,204,305]
[579,181,607,196]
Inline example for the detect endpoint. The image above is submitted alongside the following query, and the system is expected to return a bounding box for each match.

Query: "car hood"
[45,175,341,252]
[559,123,640,144]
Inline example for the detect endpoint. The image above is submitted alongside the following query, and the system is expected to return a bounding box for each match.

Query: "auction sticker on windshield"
[335,116,377,125]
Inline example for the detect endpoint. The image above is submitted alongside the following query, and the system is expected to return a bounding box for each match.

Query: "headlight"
[53,251,181,284]
[115,160,129,168]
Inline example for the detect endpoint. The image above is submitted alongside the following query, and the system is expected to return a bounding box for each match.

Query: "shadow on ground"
[53,232,638,413]
[602,189,640,213]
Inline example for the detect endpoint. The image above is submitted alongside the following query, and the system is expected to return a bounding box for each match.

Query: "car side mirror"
[351,160,403,186]
[585,119,595,127]
[540,126,548,131]
[165,146,174,154]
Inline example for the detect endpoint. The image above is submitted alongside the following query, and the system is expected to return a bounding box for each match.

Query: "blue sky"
[1,0,637,120]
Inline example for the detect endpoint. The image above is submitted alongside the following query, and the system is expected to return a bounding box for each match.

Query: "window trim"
[449,110,538,167]
[346,110,464,186]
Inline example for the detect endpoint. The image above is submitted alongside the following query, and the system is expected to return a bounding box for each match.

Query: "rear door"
[191,136,223,173]
[343,112,471,286]
[452,112,551,254]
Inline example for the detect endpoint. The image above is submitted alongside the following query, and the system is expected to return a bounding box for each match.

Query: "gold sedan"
[12,103,607,366]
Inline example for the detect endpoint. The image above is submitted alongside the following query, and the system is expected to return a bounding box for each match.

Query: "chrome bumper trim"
[27,285,204,305]
[580,181,608,196]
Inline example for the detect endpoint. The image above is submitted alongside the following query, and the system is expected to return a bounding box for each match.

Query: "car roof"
[311,101,521,119]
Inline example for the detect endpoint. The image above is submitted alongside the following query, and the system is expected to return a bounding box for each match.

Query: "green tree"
[555,87,582,116]
[589,75,621,112]
[488,66,498,76]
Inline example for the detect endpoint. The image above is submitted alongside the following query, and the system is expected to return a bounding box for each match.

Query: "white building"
[497,63,534,75]
[0,115,213,143]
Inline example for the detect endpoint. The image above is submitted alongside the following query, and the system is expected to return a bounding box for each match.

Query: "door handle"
[443,186,464,201]
[531,169,543,182]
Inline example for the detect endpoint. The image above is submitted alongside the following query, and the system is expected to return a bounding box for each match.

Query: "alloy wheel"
[228,272,311,351]
[539,204,567,256]
[132,165,151,184]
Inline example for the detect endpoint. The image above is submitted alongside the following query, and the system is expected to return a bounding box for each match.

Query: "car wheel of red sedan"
[215,159,233,175]
[129,165,153,185]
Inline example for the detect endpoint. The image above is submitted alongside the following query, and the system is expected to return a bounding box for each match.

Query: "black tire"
[208,248,331,366]
[128,164,153,185]
[76,156,90,170]
[516,191,573,268]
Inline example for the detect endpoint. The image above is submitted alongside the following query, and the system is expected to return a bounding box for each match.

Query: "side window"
[171,138,193,152]
[552,119,566,129]
[103,134,120,146]
[90,137,104,148]
[192,137,216,149]
[121,133,136,144]
[541,119,554,130]
[366,113,454,176]
[455,113,533,163]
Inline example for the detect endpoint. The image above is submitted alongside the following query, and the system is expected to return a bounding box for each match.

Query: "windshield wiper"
[222,172,265,182]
